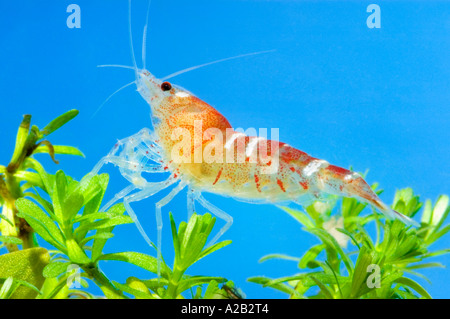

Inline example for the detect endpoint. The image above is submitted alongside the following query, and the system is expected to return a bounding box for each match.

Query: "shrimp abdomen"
[320,165,419,226]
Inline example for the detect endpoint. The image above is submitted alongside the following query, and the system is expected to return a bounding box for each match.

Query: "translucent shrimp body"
[135,69,418,227]
[92,0,418,276]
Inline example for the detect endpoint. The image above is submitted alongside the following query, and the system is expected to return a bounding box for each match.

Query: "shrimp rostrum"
[92,0,419,275]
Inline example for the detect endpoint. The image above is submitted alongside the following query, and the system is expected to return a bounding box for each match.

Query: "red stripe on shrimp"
[213,167,223,185]
[277,178,286,192]
[254,174,262,192]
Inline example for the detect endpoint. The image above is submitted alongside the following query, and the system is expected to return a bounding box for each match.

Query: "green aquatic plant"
[0,111,235,299]
[0,110,83,250]
[249,184,450,299]
[12,170,234,299]
[0,111,448,299]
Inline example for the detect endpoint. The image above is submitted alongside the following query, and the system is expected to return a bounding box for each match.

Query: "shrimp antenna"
[142,0,152,70]
[128,0,139,76]
[161,49,276,81]
[97,64,135,70]
[90,80,136,119]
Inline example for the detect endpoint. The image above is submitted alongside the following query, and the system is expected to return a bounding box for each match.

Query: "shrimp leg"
[194,193,233,247]
[100,184,136,213]
[90,128,164,179]
[89,126,186,269]
[187,187,196,221]
[123,177,178,249]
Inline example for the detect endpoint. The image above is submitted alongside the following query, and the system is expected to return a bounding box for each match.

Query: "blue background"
[1,0,449,298]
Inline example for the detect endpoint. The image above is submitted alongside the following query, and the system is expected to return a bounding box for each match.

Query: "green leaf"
[75,215,133,235]
[172,213,222,271]
[247,276,302,298]
[12,171,44,188]
[431,195,449,229]
[180,214,200,252]
[0,277,43,299]
[350,245,373,298]
[74,212,119,224]
[63,190,84,224]
[40,109,79,137]
[113,281,155,299]
[97,252,171,279]
[38,277,69,299]
[52,170,68,225]
[336,228,360,249]
[0,277,42,299]
[426,224,450,245]
[15,197,66,251]
[309,228,354,275]
[259,254,301,264]
[33,145,84,157]
[42,262,69,278]
[0,236,23,245]
[310,276,334,299]
[0,214,14,227]
[177,276,227,295]
[0,248,50,298]
[393,277,431,299]
[265,272,350,289]
[356,224,375,250]
[66,238,91,264]
[0,277,14,299]
[197,240,232,262]
[79,232,114,247]
[76,174,105,208]
[281,207,315,228]
[393,188,422,218]
[422,248,450,259]
[341,197,368,219]
[203,280,222,299]
[421,199,433,225]
[298,244,325,269]
[23,191,55,220]
[9,115,31,165]
[23,158,53,194]
[81,173,109,217]
[140,278,170,294]
[407,262,445,270]
[91,204,124,261]
[171,212,181,260]
[402,269,432,285]
[125,277,156,299]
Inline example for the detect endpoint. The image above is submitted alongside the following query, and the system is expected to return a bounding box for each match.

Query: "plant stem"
[0,177,19,251]
[83,265,125,299]
[0,115,37,251]
[44,275,70,299]
[166,265,185,299]
[19,226,36,249]
[0,173,36,251]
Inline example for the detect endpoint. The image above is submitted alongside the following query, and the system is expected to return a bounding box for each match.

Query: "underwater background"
[1,0,449,298]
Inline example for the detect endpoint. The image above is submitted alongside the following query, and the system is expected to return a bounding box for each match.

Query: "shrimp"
[92,0,419,274]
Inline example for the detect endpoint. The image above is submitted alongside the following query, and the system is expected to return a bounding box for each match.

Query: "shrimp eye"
[161,82,172,91]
